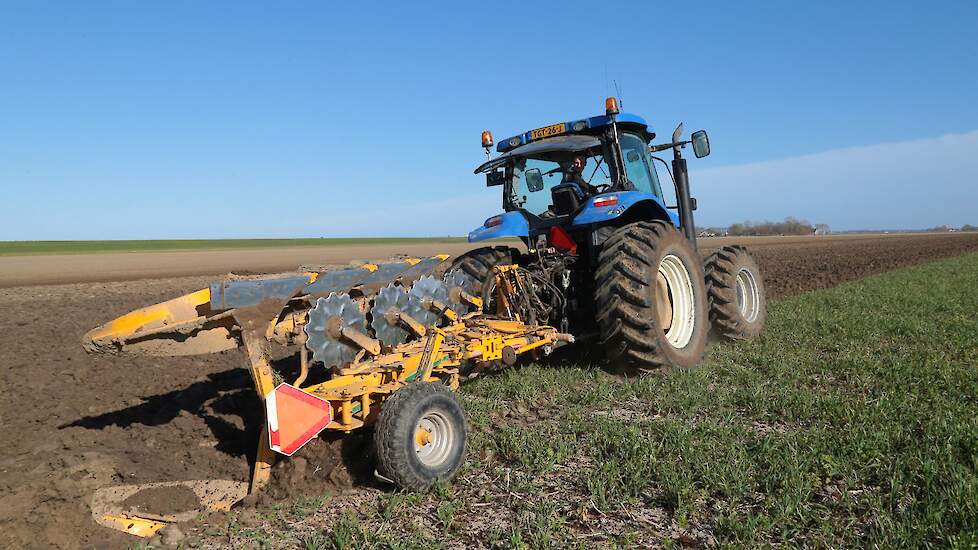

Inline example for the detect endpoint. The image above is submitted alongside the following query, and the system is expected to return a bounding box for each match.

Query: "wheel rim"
[735,268,760,323]
[414,410,455,468]
[657,254,696,349]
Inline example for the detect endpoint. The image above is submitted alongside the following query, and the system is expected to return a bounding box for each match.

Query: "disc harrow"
[369,284,412,347]
[305,293,370,368]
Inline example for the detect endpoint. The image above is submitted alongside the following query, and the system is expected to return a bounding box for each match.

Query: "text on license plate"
[530,123,566,140]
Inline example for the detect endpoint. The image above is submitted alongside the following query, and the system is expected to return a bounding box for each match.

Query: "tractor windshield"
[477,131,663,217]
[508,152,611,216]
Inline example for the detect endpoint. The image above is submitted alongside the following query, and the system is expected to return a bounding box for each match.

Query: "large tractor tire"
[374,382,467,491]
[595,221,709,374]
[450,246,519,308]
[705,245,767,340]
[451,246,518,283]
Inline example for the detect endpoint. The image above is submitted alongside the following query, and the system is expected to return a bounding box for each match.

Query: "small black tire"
[705,245,767,340]
[374,382,467,491]
[595,221,710,374]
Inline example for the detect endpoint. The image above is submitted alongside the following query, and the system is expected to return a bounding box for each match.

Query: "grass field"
[223,253,978,549]
[0,237,467,256]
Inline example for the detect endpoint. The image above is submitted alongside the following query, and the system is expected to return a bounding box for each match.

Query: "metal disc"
[369,284,411,346]
[443,269,476,316]
[405,275,449,328]
[305,293,366,368]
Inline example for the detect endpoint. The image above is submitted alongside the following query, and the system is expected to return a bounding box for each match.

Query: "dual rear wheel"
[595,221,710,373]
[595,222,767,374]
[705,245,767,340]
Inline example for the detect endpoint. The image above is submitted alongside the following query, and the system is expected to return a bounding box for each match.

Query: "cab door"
[619,132,665,200]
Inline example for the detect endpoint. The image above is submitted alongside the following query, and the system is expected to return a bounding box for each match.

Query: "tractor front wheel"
[595,221,709,374]
[374,382,467,491]
[705,245,767,340]
[450,246,519,310]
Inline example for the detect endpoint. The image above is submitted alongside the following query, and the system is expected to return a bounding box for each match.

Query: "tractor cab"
[471,99,681,255]
[476,111,663,209]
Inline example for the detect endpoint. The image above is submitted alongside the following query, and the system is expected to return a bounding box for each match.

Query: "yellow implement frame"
[82,259,571,495]
[241,266,570,493]
[245,314,568,492]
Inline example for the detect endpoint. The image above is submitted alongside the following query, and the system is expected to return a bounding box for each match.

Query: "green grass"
[212,252,978,549]
[0,237,469,256]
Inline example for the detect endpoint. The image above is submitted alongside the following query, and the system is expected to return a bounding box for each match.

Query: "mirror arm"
[650,140,690,153]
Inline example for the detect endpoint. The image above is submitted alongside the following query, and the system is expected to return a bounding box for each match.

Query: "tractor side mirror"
[691,130,710,158]
[486,170,506,187]
[525,168,545,192]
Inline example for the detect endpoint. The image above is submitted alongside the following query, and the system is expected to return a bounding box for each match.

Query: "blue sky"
[1,1,976,239]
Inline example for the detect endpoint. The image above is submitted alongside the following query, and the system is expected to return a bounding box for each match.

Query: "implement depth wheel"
[595,221,709,374]
[374,382,467,491]
[705,245,767,340]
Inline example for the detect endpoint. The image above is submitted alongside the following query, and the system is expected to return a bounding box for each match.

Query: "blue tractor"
[454,98,767,373]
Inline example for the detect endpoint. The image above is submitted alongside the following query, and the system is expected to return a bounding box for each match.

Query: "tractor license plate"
[530,123,566,140]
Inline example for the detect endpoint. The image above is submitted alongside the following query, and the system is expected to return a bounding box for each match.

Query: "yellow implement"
[82,287,238,356]
[84,258,572,533]
[90,480,248,538]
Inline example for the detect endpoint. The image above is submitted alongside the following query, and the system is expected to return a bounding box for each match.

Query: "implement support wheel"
[595,221,709,374]
[374,382,467,490]
[705,245,767,340]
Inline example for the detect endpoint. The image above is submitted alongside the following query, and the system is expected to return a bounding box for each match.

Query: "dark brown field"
[1,232,977,548]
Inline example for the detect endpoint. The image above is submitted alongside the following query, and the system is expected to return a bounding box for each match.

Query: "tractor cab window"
[508,153,611,217]
[620,132,663,199]
[509,159,561,215]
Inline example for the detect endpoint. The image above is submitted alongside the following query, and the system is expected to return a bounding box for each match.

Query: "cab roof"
[474,134,601,174]
[495,113,654,154]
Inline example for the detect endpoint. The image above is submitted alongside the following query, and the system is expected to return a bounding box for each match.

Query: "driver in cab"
[541,156,599,218]
[554,156,599,199]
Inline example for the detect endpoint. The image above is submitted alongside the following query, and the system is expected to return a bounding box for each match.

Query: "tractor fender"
[468,211,530,242]
[571,191,679,228]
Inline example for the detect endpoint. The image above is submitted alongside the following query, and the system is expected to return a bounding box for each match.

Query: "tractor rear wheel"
[450,246,519,309]
[374,382,467,491]
[595,221,709,374]
[705,245,767,340]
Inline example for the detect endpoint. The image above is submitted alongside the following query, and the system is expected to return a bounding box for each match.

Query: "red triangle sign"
[266,384,333,456]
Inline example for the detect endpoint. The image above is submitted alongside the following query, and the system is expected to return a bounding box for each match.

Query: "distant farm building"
[812,224,831,236]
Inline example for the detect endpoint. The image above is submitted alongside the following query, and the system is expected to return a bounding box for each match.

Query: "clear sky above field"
[1,1,976,239]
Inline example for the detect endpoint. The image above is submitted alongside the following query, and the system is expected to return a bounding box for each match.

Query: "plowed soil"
[1,232,977,549]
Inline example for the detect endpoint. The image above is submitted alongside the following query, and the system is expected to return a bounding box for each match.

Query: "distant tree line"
[727,217,817,236]
[700,220,977,237]
[924,225,978,232]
